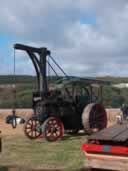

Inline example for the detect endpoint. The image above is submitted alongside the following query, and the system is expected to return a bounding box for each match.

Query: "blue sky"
[80,15,96,25]
[0,34,14,74]
[0,34,16,59]
[0,34,21,74]
[0,0,128,76]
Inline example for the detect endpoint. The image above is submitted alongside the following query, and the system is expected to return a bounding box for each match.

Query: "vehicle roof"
[56,76,111,87]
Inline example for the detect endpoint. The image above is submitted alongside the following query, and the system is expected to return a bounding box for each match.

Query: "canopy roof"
[56,76,111,87]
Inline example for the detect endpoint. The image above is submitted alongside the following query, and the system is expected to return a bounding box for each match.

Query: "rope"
[13,49,16,111]
[12,48,17,128]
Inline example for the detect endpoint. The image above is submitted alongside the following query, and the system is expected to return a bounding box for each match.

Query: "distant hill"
[0,75,128,108]
[0,75,36,84]
[0,75,128,84]
[96,76,128,84]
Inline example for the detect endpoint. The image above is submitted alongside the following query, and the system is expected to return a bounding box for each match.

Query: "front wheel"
[24,116,42,139]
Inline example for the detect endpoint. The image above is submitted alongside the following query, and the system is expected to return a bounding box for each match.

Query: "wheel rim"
[43,117,64,142]
[24,117,42,139]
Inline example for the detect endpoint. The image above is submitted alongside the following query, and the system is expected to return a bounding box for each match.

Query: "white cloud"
[1,0,128,76]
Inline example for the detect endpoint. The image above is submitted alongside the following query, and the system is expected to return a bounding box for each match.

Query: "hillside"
[2,75,128,84]
[0,75,128,108]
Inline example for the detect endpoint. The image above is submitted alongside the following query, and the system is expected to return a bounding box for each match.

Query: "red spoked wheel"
[24,116,42,139]
[43,117,64,142]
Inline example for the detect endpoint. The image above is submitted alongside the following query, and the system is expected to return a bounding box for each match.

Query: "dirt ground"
[0,109,33,136]
[0,108,121,136]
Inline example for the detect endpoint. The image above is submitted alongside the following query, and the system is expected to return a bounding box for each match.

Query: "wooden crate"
[84,152,128,171]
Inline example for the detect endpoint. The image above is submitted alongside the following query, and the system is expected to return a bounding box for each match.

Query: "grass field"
[0,109,120,171]
[0,109,86,171]
[0,134,86,171]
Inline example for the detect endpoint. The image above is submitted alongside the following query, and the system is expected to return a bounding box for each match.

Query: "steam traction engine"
[13,44,109,142]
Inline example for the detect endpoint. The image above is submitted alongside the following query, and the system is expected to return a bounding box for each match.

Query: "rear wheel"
[82,103,107,134]
[42,117,64,142]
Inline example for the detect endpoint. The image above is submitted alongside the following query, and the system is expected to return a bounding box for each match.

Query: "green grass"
[0,134,87,171]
